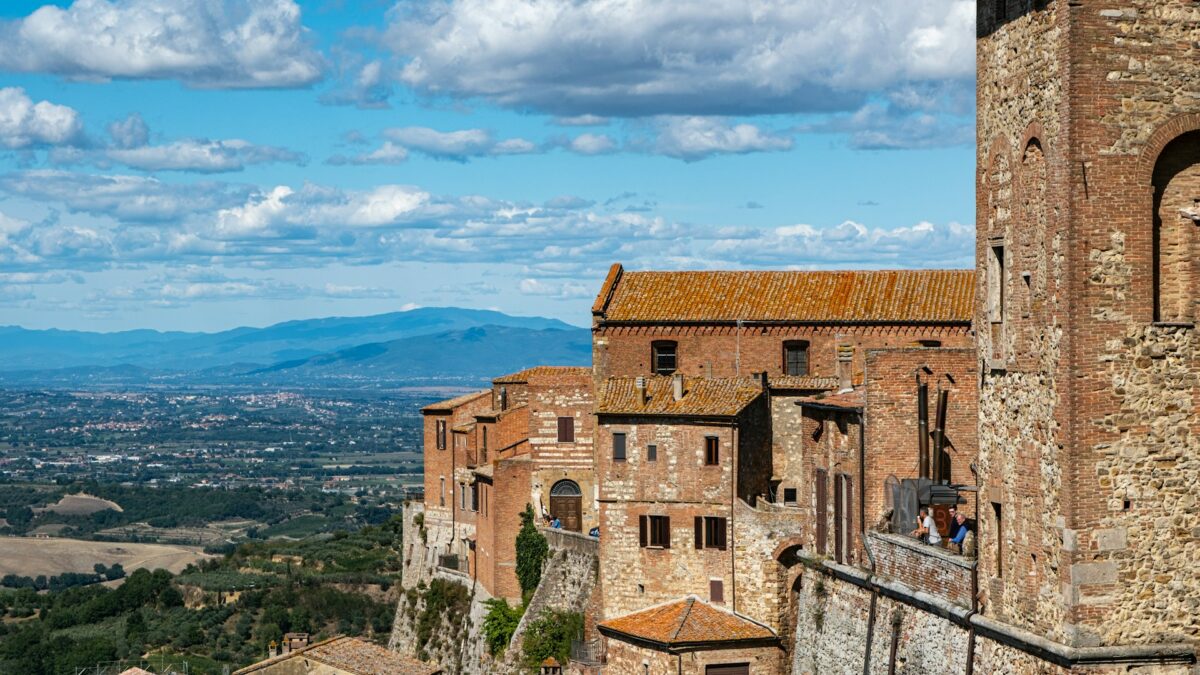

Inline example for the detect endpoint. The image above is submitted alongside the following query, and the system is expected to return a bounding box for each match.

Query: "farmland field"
[0,536,214,578]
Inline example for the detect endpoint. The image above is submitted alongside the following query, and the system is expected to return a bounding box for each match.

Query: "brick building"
[590,267,982,671]
[420,366,596,603]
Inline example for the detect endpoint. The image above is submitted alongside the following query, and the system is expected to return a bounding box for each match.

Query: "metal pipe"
[933,388,949,483]
[917,380,930,479]
[859,406,877,675]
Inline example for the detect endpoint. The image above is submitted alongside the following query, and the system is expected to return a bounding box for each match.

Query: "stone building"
[233,635,440,675]
[419,366,596,603]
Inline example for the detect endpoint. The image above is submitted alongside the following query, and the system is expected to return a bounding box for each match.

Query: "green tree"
[515,504,548,597]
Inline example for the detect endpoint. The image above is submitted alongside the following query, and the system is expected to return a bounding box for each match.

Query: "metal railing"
[570,639,603,665]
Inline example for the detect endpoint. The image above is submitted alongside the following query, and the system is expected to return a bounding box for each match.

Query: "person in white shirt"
[913,508,941,545]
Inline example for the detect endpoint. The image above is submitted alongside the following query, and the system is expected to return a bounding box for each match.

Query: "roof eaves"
[591,262,624,316]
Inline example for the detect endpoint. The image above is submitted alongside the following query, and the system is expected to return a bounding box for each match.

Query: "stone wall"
[603,640,782,675]
[868,532,974,610]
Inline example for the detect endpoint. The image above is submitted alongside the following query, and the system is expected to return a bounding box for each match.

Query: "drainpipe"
[859,397,877,675]
[965,462,981,675]
[731,421,738,614]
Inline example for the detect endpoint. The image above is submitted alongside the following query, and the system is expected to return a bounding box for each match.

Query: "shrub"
[521,609,582,673]
[482,598,524,655]
[515,504,547,596]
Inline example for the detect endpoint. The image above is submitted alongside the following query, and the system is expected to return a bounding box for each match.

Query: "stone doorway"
[549,479,582,532]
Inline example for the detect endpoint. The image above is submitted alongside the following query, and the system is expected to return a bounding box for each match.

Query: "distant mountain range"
[0,308,591,389]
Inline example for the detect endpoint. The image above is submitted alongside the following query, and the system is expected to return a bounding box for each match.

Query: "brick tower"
[977,0,1200,659]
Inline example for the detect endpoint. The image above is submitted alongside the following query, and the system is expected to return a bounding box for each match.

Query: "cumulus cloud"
[384,0,975,116]
[0,87,83,148]
[320,54,393,108]
[567,133,617,156]
[0,0,323,88]
[710,220,974,268]
[650,117,792,161]
[107,113,149,149]
[383,126,537,161]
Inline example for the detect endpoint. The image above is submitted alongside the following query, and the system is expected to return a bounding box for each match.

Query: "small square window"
[647,444,657,462]
[783,488,798,505]
[640,514,670,548]
[784,341,809,376]
[652,341,678,375]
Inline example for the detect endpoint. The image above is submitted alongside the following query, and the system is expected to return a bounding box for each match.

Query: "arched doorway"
[549,480,582,532]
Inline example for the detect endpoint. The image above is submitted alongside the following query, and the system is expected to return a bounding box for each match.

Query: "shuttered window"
[704,436,719,465]
[709,579,724,604]
[613,432,627,462]
[557,416,574,442]
[815,468,828,554]
[784,340,809,376]
[640,515,670,548]
[694,516,727,550]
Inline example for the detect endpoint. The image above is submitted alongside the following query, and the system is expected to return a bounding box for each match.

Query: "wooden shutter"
[716,517,728,551]
[834,474,844,564]
[639,515,647,547]
[662,517,671,549]
[557,416,574,442]
[843,475,854,565]
[709,579,724,603]
[695,516,704,549]
[815,469,828,554]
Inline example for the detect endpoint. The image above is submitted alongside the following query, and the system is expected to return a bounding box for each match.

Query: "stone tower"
[977,0,1200,658]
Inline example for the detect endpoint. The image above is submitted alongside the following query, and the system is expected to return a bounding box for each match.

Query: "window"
[992,501,1004,579]
[694,516,728,550]
[784,340,809,376]
[613,432,627,462]
[815,469,828,554]
[988,244,1005,323]
[460,482,467,510]
[471,483,479,512]
[783,488,798,505]
[709,579,725,604]
[646,444,657,462]
[651,341,677,375]
[557,416,575,443]
[639,515,670,548]
[704,436,720,466]
[500,386,508,411]
[440,477,446,507]
[482,426,488,451]
[436,420,447,450]
[482,485,488,517]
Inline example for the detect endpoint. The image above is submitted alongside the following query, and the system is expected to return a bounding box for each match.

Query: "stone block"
[1071,561,1118,585]
[1092,527,1128,551]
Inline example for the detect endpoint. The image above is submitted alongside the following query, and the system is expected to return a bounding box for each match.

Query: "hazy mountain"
[238,325,593,387]
[0,307,579,372]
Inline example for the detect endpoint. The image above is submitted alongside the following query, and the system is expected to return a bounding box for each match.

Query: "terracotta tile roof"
[451,422,475,434]
[593,265,974,324]
[598,376,762,417]
[599,596,777,647]
[233,636,441,675]
[421,390,489,414]
[769,375,841,391]
[797,388,865,411]
[493,365,592,385]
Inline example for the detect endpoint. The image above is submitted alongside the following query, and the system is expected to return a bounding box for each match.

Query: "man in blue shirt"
[950,513,969,552]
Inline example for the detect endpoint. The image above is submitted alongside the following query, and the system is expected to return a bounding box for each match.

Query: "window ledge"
[1152,321,1194,329]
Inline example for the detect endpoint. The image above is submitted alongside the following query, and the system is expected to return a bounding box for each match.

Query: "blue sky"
[0,0,976,331]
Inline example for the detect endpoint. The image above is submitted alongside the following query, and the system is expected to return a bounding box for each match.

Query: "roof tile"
[594,268,975,323]
[493,365,592,385]
[599,596,777,646]
[598,376,762,417]
[233,636,440,675]
[421,390,489,413]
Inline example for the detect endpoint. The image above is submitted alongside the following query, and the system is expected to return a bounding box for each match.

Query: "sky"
[0,0,977,332]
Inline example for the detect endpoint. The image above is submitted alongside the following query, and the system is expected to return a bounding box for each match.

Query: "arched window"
[1153,130,1200,323]
[550,480,582,497]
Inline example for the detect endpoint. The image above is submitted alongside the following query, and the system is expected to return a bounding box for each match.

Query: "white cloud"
[805,101,973,150]
[105,138,306,172]
[710,220,974,268]
[383,126,537,161]
[0,87,83,148]
[384,0,975,116]
[0,0,323,88]
[518,278,592,299]
[552,115,609,127]
[108,113,149,149]
[651,117,792,161]
[327,141,410,166]
[0,170,252,222]
[568,133,617,156]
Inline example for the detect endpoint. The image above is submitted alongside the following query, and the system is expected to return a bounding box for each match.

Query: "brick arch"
[1019,120,1047,156]
[1138,113,1200,187]
[773,537,806,565]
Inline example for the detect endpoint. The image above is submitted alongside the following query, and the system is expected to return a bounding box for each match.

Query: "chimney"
[672,373,685,401]
[836,344,854,392]
[269,640,279,658]
[757,371,769,390]
[635,376,647,405]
